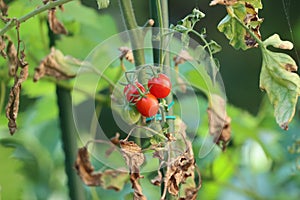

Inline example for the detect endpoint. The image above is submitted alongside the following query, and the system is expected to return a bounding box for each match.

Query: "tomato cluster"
[123,73,171,117]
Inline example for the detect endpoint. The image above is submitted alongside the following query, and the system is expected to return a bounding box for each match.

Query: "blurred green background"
[0,0,300,199]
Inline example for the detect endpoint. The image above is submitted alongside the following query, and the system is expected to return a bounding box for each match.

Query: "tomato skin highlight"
[123,82,146,103]
[148,73,171,98]
[136,93,159,117]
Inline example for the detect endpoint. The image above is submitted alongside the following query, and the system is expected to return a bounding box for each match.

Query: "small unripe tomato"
[148,74,171,98]
[136,93,159,117]
[121,104,141,124]
[124,82,146,103]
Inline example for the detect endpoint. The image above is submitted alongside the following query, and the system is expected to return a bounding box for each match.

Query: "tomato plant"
[123,82,145,103]
[135,93,159,117]
[148,73,171,99]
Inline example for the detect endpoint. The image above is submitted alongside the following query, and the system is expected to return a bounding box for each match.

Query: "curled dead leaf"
[207,107,231,151]
[119,46,134,63]
[162,140,198,199]
[34,47,77,81]
[6,65,29,135]
[120,140,147,200]
[6,40,18,76]
[75,146,129,190]
[0,35,7,58]
[75,146,102,186]
[0,0,8,16]
[48,8,68,35]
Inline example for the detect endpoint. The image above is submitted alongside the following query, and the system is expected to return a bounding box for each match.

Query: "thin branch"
[0,0,74,36]
[0,81,5,114]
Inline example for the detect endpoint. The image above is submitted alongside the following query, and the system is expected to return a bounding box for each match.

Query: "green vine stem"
[47,19,85,200]
[150,1,176,199]
[0,81,5,114]
[0,0,74,36]
[56,86,86,200]
[119,0,146,83]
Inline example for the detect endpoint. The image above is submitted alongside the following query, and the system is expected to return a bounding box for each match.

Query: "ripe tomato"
[124,82,146,103]
[136,93,159,117]
[148,73,171,98]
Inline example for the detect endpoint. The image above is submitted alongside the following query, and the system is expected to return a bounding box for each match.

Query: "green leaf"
[209,40,222,54]
[245,0,263,9]
[217,3,249,50]
[96,0,110,9]
[101,170,129,191]
[259,35,300,130]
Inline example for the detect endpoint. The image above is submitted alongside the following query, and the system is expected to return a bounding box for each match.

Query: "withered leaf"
[173,50,193,66]
[6,65,29,135]
[48,8,68,35]
[207,95,231,151]
[75,146,129,189]
[75,146,102,186]
[161,140,199,199]
[120,140,147,200]
[6,40,18,76]
[120,140,145,172]
[0,0,8,16]
[0,35,7,58]
[34,47,78,81]
[119,46,134,63]
[244,3,263,47]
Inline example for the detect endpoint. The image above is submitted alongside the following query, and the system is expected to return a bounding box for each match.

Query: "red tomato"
[148,74,171,98]
[136,93,159,117]
[124,82,146,103]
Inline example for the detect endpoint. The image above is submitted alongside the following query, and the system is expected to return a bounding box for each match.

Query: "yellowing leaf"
[96,0,110,9]
[263,34,294,50]
[260,35,300,130]
[217,2,262,49]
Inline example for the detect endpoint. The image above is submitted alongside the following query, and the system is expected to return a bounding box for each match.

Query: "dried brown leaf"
[173,50,193,66]
[6,40,18,76]
[48,9,68,35]
[34,47,77,81]
[244,3,263,48]
[75,146,129,189]
[207,95,231,151]
[120,140,147,200]
[0,0,8,16]
[75,146,102,186]
[164,141,195,196]
[119,46,134,63]
[0,35,7,58]
[5,65,29,135]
